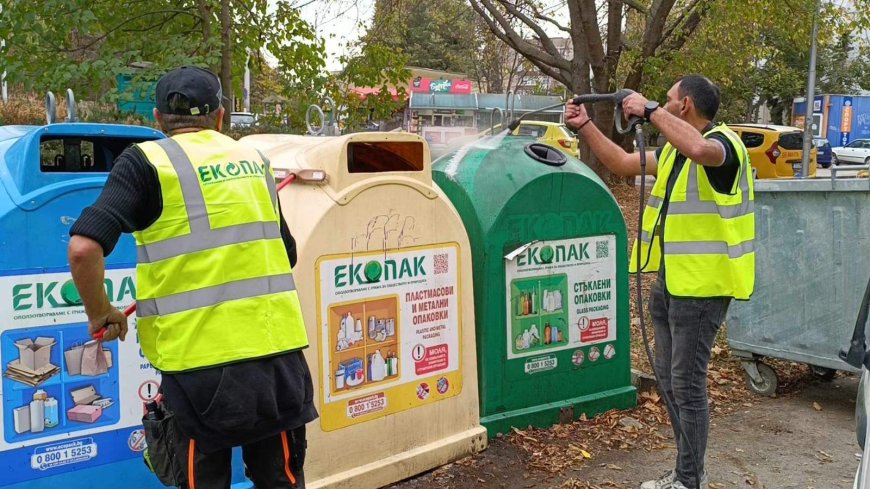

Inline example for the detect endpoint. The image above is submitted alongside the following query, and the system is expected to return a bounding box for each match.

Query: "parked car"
[814,137,833,168]
[230,111,257,129]
[832,139,870,166]
[729,123,817,178]
[512,121,579,158]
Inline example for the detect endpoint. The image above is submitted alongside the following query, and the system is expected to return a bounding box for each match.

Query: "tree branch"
[623,0,648,14]
[578,0,606,75]
[470,0,570,71]
[57,9,202,53]
[495,0,563,59]
[605,0,624,91]
[658,0,703,49]
[529,4,571,34]
[657,3,709,55]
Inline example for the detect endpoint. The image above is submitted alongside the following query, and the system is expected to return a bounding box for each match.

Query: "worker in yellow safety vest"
[565,75,753,489]
[69,66,316,488]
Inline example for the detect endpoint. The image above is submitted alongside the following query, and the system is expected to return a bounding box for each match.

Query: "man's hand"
[564,101,591,129]
[88,305,128,341]
[621,92,650,119]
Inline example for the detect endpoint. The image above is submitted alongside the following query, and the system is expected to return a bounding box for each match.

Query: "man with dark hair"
[68,66,316,488]
[565,76,754,489]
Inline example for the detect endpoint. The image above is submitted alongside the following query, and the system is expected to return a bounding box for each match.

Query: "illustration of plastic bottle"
[44,397,59,428]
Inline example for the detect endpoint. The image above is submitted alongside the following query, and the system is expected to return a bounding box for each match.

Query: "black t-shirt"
[654,129,740,196]
[69,143,317,448]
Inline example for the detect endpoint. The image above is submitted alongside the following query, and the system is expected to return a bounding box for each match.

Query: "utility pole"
[243,50,251,113]
[801,0,821,178]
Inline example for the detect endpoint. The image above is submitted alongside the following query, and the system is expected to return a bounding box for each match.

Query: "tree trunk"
[220,0,232,128]
[196,1,215,71]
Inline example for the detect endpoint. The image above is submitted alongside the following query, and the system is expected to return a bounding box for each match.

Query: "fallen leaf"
[580,449,592,459]
[813,402,823,411]
[605,464,622,470]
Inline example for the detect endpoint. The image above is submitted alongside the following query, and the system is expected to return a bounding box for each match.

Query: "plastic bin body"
[727,178,870,374]
[0,123,252,488]
[241,132,487,489]
[432,136,636,436]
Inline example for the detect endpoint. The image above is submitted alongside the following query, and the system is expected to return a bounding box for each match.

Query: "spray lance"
[506,89,643,135]
[508,90,703,489]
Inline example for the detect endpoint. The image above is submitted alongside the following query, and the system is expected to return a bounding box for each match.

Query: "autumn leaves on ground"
[392,184,852,489]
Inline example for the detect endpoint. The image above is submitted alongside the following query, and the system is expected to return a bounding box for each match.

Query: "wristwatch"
[644,101,660,122]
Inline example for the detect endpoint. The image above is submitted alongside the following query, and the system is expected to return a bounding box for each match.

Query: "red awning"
[350,87,404,102]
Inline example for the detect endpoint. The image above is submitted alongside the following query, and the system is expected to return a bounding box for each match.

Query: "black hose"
[634,124,701,489]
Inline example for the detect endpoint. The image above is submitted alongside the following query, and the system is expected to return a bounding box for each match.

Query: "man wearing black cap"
[68,66,316,488]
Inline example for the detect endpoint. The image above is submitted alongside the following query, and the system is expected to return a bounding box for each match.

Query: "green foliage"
[326,43,410,132]
[641,0,870,124]
[365,0,478,74]
[0,1,326,108]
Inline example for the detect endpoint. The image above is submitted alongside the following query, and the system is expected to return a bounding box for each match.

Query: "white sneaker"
[640,470,676,489]
[640,470,708,489]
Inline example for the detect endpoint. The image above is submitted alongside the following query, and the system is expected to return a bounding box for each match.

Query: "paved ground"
[390,372,862,489]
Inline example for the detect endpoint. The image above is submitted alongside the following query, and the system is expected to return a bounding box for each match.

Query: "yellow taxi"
[512,121,579,158]
[728,123,817,178]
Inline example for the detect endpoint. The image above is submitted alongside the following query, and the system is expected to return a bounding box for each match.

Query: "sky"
[297,0,376,71]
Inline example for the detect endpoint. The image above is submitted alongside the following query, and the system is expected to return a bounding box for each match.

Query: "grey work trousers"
[649,275,730,487]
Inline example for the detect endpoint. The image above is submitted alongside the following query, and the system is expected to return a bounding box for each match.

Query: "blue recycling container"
[0,122,250,487]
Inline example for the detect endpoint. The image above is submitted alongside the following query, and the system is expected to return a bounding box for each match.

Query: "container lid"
[524,143,567,166]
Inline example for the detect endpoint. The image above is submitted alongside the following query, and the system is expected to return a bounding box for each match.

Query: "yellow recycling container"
[240,132,488,489]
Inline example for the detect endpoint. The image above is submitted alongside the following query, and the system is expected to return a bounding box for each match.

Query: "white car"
[832,139,870,165]
[230,111,257,129]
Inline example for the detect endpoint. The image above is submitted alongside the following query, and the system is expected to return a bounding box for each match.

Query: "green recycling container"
[433,136,636,436]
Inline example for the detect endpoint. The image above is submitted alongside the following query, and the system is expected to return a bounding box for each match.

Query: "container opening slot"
[347,141,424,173]
[40,136,151,173]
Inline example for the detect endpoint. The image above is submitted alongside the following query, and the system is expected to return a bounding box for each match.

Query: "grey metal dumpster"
[727,173,870,395]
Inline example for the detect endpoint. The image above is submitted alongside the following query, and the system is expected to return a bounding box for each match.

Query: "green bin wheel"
[809,365,837,381]
[745,362,777,397]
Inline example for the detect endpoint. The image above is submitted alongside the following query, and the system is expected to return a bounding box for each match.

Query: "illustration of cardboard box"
[15,337,55,371]
[67,385,103,423]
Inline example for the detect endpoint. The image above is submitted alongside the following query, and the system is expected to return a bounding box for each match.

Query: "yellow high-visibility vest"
[630,125,755,300]
[132,130,308,372]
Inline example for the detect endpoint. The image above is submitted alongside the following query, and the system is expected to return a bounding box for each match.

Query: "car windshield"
[233,114,255,124]
[517,125,547,138]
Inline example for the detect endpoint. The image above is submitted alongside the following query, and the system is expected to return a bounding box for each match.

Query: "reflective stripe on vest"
[136,139,280,263]
[137,273,297,317]
[132,133,308,372]
[630,125,755,299]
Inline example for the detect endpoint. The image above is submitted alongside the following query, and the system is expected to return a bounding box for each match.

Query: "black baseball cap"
[155,66,223,116]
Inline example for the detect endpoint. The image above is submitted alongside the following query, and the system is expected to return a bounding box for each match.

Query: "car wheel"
[832,153,839,165]
[865,156,870,166]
